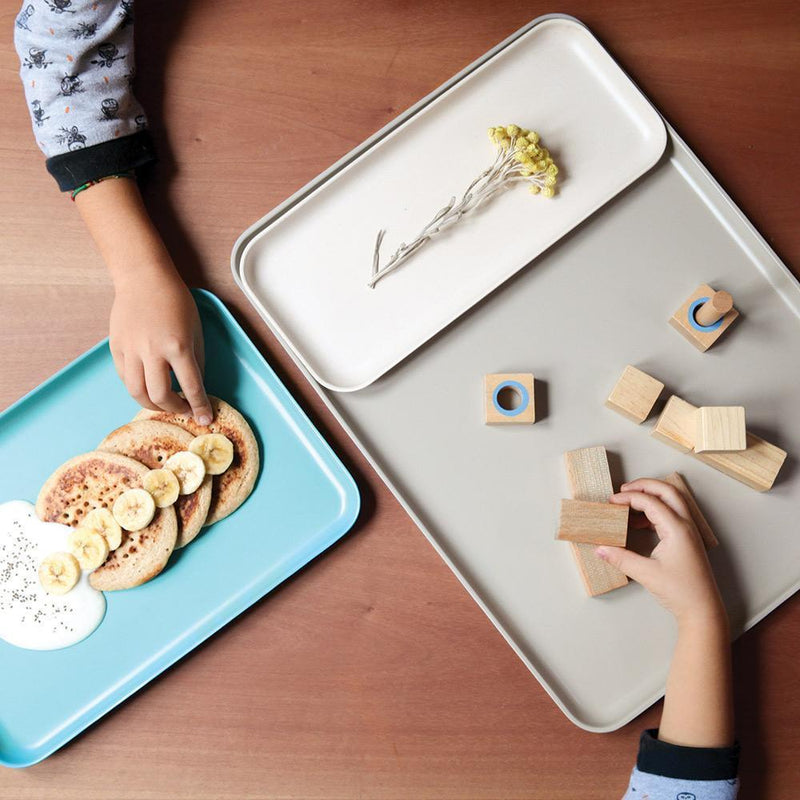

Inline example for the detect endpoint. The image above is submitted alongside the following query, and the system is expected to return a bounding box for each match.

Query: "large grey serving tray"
[232,15,800,731]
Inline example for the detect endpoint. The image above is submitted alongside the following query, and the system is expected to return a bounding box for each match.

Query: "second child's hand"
[74,178,212,425]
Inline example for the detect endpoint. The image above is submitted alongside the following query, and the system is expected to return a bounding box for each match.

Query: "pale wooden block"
[563,446,628,596]
[651,396,787,491]
[695,406,746,452]
[557,499,629,546]
[651,395,697,453]
[484,373,535,425]
[668,283,739,352]
[662,472,719,549]
[605,365,664,423]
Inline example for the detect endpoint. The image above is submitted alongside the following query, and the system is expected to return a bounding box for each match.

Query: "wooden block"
[563,446,628,596]
[557,499,629,546]
[695,406,746,452]
[484,373,535,424]
[662,472,719,549]
[669,284,739,352]
[651,395,697,453]
[605,365,664,423]
[651,396,787,491]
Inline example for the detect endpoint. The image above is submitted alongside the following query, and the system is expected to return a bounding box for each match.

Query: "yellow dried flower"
[528,131,540,145]
[541,186,555,198]
[544,175,556,187]
[529,184,541,194]
[516,136,530,149]
[505,124,520,137]
[547,163,558,176]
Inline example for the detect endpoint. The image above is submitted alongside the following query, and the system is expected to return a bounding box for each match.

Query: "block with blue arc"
[483,373,536,424]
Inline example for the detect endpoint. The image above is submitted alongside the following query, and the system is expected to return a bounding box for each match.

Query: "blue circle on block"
[492,380,530,417]
[688,297,724,331]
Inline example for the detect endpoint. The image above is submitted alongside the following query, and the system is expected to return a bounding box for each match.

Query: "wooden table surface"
[1,1,798,797]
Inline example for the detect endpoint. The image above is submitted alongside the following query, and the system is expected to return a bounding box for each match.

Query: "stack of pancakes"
[36,397,259,591]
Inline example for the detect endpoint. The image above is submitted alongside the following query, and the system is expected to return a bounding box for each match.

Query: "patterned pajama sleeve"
[14,0,155,191]
[622,729,740,800]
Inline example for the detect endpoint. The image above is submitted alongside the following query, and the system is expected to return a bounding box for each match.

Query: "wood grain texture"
[1,1,799,797]
[605,364,664,424]
[668,283,739,352]
[557,498,629,546]
[563,446,629,595]
[662,471,719,550]
[696,406,747,453]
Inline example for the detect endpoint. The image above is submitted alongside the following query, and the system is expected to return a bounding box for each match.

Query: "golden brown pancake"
[35,451,178,591]
[97,420,212,547]
[135,396,259,525]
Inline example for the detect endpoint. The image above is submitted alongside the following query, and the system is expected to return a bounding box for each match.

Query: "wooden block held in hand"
[669,284,739,352]
[557,499,629,546]
[605,365,665,424]
[484,373,535,424]
[695,406,746,452]
[563,446,628,596]
[662,472,719,549]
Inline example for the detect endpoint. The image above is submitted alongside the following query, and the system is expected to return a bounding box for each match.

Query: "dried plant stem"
[369,139,552,288]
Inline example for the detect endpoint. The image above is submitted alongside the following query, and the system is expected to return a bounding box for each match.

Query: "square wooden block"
[695,406,746,452]
[605,365,664,423]
[668,283,739,351]
[651,395,697,453]
[484,373,535,424]
[557,499,629,546]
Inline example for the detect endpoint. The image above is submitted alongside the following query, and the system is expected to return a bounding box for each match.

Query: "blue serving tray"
[0,289,360,768]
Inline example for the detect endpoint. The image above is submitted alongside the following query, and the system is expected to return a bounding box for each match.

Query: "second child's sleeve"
[13,0,155,191]
[622,729,740,800]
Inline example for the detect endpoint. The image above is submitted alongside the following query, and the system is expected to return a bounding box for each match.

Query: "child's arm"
[14,1,210,423]
[596,479,739,798]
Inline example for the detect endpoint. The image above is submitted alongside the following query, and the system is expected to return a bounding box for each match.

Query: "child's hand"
[110,269,212,425]
[596,479,725,626]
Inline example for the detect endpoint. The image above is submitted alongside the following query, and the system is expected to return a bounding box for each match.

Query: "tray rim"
[0,288,361,768]
[229,15,800,732]
[232,14,668,392]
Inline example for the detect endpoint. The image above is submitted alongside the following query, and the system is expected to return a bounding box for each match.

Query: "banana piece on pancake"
[35,451,178,591]
[97,420,212,547]
[135,396,259,525]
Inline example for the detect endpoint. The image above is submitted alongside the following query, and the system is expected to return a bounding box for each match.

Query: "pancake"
[97,420,212,548]
[35,451,178,591]
[135,396,259,525]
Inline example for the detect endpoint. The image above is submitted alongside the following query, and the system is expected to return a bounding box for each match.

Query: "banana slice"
[112,488,156,532]
[82,507,123,550]
[143,468,181,508]
[164,451,206,494]
[67,528,110,571]
[189,433,235,476]
[38,552,81,595]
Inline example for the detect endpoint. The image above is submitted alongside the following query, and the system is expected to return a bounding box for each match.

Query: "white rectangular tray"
[237,17,666,391]
[232,15,800,731]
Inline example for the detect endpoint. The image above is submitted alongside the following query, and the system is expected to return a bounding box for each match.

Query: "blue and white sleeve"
[622,729,740,800]
[14,0,155,190]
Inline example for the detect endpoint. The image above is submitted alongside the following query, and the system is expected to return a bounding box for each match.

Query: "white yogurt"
[0,500,106,650]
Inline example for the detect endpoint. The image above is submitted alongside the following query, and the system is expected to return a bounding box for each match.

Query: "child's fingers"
[125,359,160,412]
[110,344,125,381]
[144,359,191,415]
[595,545,657,586]
[610,491,686,540]
[619,478,692,521]
[172,352,213,426]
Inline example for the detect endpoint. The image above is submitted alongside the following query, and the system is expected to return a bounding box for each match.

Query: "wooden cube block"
[557,499,629,546]
[669,284,739,352]
[605,365,664,424]
[484,373,535,424]
[695,406,746,452]
[651,396,786,491]
[651,395,697,453]
[662,472,719,549]
[563,446,628,596]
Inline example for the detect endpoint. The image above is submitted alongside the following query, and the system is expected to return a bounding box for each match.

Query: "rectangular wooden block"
[651,396,787,491]
[557,499,629,546]
[695,406,746,452]
[662,472,719,549]
[668,283,739,351]
[563,446,628,596]
[651,395,697,453]
[605,365,665,424]
[484,373,535,424]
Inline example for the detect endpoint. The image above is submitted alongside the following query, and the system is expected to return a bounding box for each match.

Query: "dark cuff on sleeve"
[45,131,156,191]
[636,729,739,781]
